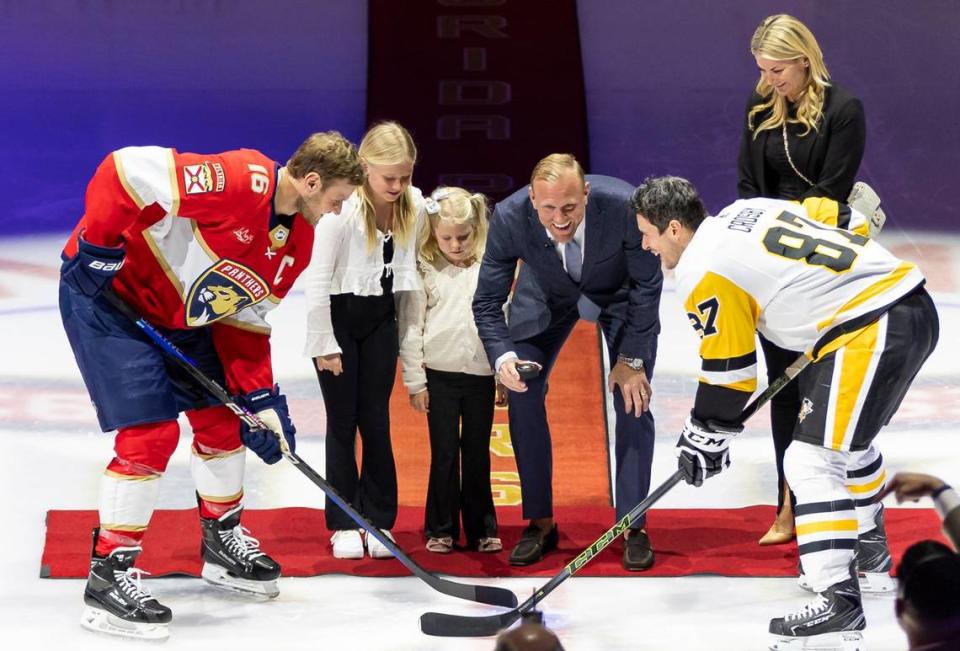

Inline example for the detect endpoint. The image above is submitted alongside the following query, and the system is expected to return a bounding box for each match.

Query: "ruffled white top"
[302,187,425,357]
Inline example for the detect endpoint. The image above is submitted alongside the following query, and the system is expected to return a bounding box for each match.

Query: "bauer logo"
[183,163,214,195]
[185,259,269,327]
[88,260,123,272]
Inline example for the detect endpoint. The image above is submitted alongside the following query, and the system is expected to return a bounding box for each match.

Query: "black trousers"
[758,333,805,514]
[317,292,399,531]
[424,368,498,543]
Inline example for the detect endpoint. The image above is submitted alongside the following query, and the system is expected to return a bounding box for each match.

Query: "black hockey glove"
[675,415,743,487]
[239,385,296,465]
[61,233,126,298]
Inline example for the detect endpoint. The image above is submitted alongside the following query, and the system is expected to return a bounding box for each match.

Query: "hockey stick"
[419,352,812,637]
[102,290,518,609]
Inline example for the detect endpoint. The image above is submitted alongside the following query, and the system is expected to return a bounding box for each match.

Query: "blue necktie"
[565,239,582,283]
[565,238,601,322]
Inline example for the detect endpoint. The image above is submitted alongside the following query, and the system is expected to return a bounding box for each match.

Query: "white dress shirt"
[546,220,586,276]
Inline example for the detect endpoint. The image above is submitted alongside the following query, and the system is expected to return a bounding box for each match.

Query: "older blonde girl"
[303,122,425,559]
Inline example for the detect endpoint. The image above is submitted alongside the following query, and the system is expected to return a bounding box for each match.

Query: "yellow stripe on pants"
[830,321,880,450]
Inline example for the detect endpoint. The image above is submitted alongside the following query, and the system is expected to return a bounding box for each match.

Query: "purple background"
[2,1,958,234]
[0,1,367,234]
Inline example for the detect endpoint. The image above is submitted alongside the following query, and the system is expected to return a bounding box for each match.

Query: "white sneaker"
[365,530,395,559]
[330,530,364,559]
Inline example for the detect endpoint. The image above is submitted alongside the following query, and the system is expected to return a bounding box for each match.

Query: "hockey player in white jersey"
[631,176,939,650]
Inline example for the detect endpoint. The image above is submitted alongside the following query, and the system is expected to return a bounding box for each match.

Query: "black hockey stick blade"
[420,469,685,637]
[102,290,518,610]
[421,608,522,638]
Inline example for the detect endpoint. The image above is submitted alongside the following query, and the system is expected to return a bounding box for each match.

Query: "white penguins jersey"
[674,197,925,397]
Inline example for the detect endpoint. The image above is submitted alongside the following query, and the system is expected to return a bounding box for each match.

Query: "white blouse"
[397,257,494,395]
[302,187,425,357]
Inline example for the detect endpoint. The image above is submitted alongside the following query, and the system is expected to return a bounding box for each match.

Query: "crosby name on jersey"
[61,146,315,393]
[676,197,925,417]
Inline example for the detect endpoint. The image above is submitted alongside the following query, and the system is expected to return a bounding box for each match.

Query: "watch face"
[620,357,643,370]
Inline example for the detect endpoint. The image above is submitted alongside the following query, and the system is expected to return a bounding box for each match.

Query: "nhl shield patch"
[185,260,269,327]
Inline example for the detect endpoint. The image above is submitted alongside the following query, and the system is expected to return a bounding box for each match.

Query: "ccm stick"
[104,290,518,609]
[420,353,811,636]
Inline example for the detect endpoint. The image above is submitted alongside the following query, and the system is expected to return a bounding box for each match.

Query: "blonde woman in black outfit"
[737,14,869,546]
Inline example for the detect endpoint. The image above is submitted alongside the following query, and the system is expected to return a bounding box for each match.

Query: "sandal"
[426,536,453,553]
[477,537,502,553]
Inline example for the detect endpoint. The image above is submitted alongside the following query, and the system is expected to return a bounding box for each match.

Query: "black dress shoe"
[623,529,654,571]
[509,523,559,566]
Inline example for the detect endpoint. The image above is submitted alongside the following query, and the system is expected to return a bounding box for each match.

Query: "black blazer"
[472,175,662,365]
[737,83,865,201]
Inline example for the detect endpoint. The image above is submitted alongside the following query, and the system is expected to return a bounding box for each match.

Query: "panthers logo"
[185,260,269,327]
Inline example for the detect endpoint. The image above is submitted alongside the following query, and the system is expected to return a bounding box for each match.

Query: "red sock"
[95,527,146,557]
[198,494,243,520]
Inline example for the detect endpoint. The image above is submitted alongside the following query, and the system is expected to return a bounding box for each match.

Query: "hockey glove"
[61,234,126,298]
[675,415,743,487]
[847,181,886,238]
[239,386,296,465]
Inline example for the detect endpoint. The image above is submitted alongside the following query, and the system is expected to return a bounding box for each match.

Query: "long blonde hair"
[418,187,489,265]
[748,14,831,138]
[356,122,418,251]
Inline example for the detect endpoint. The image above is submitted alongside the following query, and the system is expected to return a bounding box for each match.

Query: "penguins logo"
[185,260,269,327]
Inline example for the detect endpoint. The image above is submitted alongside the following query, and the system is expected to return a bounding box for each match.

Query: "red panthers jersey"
[62,146,315,393]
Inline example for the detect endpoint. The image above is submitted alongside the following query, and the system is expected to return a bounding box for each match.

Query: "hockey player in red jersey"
[631,176,938,651]
[59,132,364,641]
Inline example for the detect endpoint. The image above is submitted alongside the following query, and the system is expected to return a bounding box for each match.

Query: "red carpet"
[41,505,947,579]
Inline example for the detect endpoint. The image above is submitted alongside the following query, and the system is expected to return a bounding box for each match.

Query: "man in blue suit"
[473,154,663,570]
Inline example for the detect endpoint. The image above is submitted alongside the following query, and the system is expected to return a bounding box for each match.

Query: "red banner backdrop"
[366,0,590,200]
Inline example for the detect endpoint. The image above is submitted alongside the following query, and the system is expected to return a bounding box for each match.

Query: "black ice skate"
[770,576,865,651]
[798,506,895,595]
[80,529,172,641]
[200,504,281,598]
[855,505,895,594]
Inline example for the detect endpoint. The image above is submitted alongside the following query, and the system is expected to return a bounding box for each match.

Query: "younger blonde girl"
[398,187,500,553]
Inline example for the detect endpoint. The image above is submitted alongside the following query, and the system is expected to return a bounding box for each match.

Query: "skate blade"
[769,630,864,651]
[201,562,279,599]
[80,606,169,642]
[858,571,896,594]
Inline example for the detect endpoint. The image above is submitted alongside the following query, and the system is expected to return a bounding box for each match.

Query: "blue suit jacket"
[473,175,662,365]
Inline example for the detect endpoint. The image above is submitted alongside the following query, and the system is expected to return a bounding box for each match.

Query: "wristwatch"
[617,355,644,372]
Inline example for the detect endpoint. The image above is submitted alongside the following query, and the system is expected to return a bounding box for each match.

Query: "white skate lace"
[785,594,829,622]
[114,567,154,604]
[220,525,265,560]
